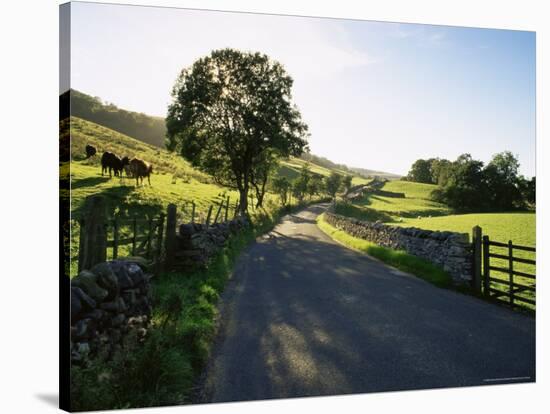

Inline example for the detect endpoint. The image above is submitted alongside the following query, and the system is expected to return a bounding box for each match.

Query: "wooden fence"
[107,215,165,261]
[179,195,239,225]
[76,194,242,274]
[77,204,165,273]
[472,226,536,309]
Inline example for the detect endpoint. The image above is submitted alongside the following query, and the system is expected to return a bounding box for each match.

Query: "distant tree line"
[404,152,535,211]
[70,89,167,148]
[272,165,352,206]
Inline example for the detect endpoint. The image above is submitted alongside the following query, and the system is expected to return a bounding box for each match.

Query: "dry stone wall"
[324,212,473,285]
[172,216,250,270]
[70,258,152,364]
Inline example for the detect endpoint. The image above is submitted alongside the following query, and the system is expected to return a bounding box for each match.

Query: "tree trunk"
[239,188,248,215]
[254,176,268,209]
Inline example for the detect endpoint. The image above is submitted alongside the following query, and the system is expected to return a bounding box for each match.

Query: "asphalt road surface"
[198,204,535,403]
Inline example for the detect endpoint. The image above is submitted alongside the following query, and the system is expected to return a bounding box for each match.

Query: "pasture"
[337,179,536,309]
[394,212,536,309]
[394,212,535,247]
[337,180,450,222]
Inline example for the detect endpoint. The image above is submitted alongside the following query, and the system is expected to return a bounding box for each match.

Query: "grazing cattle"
[123,164,133,178]
[129,158,153,186]
[85,144,97,158]
[101,152,129,178]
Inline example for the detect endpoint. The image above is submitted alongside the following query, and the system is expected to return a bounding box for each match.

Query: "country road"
[197,204,535,403]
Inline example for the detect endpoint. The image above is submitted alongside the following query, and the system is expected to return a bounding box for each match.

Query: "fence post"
[155,213,165,274]
[164,204,177,270]
[146,217,153,259]
[233,200,239,219]
[112,216,119,260]
[508,240,514,307]
[205,205,213,227]
[472,226,482,293]
[77,195,107,272]
[482,235,490,297]
[191,201,196,223]
[225,196,230,222]
[132,218,137,256]
[213,202,223,224]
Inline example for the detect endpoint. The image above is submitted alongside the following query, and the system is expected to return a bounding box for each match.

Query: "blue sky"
[69,2,536,177]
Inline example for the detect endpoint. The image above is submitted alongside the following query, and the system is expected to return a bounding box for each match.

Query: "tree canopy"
[407,151,536,212]
[325,172,343,200]
[166,48,309,213]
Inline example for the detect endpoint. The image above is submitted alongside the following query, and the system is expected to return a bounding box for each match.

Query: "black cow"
[101,152,129,178]
[85,144,97,158]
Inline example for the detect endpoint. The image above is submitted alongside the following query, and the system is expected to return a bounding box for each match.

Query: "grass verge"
[316,213,452,289]
[70,199,325,411]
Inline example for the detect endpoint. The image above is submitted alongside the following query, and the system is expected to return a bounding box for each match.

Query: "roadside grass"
[317,213,452,289]
[70,199,325,411]
[70,227,253,411]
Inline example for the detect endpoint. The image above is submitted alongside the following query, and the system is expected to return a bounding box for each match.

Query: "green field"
[395,212,535,246]
[395,211,536,309]
[337,180,450,222]
[334,179,536,309]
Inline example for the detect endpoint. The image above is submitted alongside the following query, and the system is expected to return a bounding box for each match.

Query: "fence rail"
[75,194,241,275]
[472,225,536,310]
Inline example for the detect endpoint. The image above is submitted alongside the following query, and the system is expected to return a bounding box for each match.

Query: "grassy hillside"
[67,117,245,275]
[69,89,167,148]
[279,157,371,186]
[336,179,450,222]
[69,89,388,183]
[66,116,355,276]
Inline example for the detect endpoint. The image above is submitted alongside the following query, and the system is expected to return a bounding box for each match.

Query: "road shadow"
[200,223,536,403]
[284,214,317,225]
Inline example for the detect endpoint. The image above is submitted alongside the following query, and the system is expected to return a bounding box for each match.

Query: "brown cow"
[129,158,153,186]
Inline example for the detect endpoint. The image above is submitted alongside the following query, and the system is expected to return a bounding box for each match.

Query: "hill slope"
[68,89,397,180]
[68,116,238,220]
[336,180,450,222]
[68,89,167,148]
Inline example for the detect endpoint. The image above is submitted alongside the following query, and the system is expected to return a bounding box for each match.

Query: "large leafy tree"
[432,154,487,211]
[292,164,312,202]
[166,49,309,213]
[271,176,291,206]
[483,151,523,210]
[406,159,433,183]
[325,172,343,200]
[342,175,353,194]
